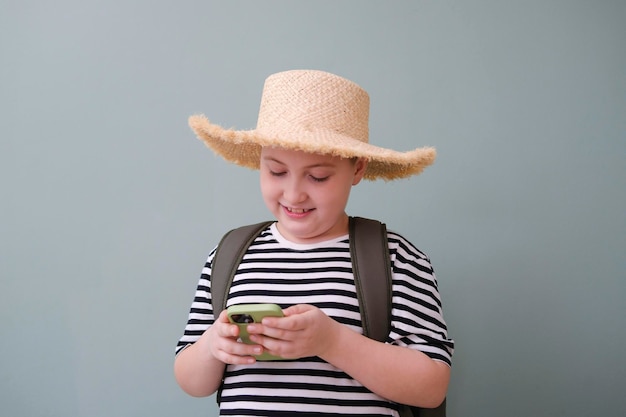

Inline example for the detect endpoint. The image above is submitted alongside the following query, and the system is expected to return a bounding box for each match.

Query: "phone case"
[227,304,285,361]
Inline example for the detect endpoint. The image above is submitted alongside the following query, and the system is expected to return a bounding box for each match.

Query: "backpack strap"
[348,216,392,342]
[210,221,274,319]
[350,217,446,417]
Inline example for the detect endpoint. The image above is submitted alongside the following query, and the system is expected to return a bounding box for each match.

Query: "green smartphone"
[227,303,285,361]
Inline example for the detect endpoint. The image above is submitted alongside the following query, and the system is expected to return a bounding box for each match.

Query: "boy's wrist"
[318,319,359,363]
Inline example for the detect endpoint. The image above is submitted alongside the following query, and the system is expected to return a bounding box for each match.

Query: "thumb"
[282,304,313,317]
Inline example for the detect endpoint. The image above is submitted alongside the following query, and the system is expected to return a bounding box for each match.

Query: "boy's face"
[260,147,367,244]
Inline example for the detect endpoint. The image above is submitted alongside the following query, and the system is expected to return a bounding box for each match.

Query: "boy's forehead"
[260,146,343,163]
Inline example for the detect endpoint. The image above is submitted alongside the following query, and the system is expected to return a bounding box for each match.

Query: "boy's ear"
[352,158,368,185]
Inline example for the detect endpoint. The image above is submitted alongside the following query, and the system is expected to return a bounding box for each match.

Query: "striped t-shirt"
[176,222,454,416]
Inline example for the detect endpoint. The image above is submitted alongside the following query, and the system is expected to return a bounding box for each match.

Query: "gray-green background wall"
[2,1,624,416]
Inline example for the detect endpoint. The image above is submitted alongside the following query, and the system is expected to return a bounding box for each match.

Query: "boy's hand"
[201,310,262,365]
[246,304,340,359]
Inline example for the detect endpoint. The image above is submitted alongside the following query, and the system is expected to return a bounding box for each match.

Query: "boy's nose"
[283,179,307,203]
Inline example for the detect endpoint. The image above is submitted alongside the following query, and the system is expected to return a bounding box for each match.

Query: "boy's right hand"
[202,310,263,365]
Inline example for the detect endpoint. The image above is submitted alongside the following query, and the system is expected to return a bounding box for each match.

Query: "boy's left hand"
[246,304,339,359]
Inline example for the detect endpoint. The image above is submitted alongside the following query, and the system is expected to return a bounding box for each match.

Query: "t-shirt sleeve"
[387,231,455,366]
[175,249,217,355]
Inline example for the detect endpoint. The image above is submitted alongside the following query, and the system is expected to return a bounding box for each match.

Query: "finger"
[248,334,289,355]
[218,339,264,364]
[214,311,240,338]
[282,304,312,316]
[220,351,257,365]
[249,324,300,344]
[257,308,305,328]
[261,312,309,332]
[215,310,231,323]
[231,342,264,358]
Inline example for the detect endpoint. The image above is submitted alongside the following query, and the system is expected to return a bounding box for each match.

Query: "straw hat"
[188,69,436,180]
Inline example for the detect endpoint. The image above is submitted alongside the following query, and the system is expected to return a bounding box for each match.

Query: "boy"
[175,70,454,416]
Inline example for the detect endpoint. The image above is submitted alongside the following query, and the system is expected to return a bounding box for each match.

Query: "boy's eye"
[267,168,328,182]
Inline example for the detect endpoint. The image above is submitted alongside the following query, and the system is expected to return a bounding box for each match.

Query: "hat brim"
[189,115,436,181]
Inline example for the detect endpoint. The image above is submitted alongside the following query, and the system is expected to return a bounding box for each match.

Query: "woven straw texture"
[189,70,436,181]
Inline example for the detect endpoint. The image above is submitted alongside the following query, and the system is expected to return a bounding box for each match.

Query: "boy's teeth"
[288,208,307,213]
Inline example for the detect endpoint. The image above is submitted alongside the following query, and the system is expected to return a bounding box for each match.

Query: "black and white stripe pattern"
[177,223,454,416]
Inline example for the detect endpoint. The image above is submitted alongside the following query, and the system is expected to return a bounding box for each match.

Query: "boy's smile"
[284,207,312,216]
[260,147,367,244]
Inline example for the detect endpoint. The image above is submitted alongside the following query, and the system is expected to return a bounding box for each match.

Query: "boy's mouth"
[283,206,313,216]
[286,207,311,214]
